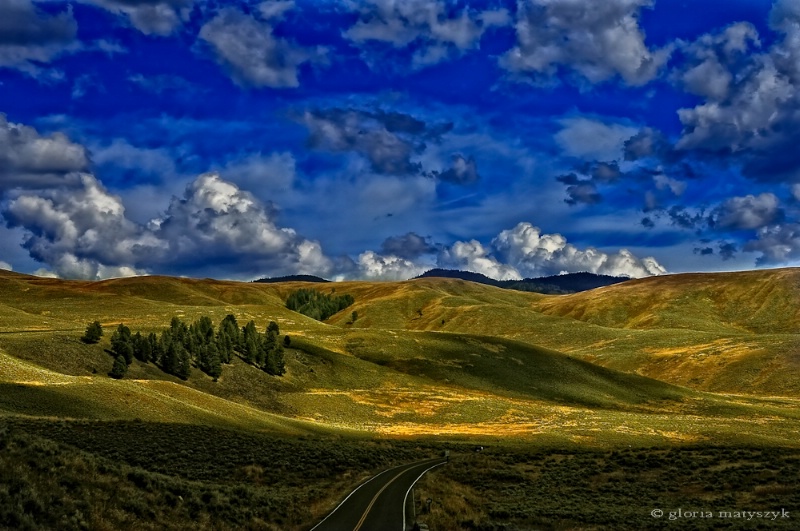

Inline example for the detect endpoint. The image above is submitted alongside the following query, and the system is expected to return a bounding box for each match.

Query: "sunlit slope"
[2,269,800,442]
[534,268,800,333]
[317,273,800,397]
[0,349,323,435]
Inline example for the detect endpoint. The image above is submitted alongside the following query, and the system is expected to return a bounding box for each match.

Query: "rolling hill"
[1,267,800,445]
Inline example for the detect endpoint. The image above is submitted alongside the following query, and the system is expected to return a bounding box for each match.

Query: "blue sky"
[2,0,800,281]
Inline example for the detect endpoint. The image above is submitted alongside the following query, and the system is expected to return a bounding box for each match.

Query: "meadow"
[1,268,800,529]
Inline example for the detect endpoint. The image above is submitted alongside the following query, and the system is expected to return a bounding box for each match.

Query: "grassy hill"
[1,268,800,446]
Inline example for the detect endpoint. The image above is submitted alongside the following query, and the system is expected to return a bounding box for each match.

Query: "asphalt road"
[311,457,447,531]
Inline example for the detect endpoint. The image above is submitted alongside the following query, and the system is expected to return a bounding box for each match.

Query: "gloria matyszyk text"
[651,508,790,521]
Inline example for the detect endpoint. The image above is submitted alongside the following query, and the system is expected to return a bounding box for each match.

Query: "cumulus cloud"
[0,114,89,190]
[673,4,800,181]
[356,250,430,280]
[502,0,671,85]
[0,0,78,75]
[438,239,522,280]
[712,193,783,230]
[3,171,333,279]
[83,0,194,36]
[301,108,454,176]
[344,0,510,68]
[674,22,760,101]
[198,7,325,88]
[0,260,11,271]
[492,222,666,278]
[3,173,160,279]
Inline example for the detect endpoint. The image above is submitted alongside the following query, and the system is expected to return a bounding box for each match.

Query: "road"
[311,457,446,531]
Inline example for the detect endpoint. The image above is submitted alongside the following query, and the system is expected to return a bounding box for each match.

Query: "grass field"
[2,268,800,528]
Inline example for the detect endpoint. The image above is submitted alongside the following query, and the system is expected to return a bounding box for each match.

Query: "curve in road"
[312,457,446,531]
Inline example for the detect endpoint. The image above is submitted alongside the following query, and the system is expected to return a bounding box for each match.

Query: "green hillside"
[1,269,800,445]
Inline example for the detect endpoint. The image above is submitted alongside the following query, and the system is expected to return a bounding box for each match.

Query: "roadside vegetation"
[414,445,800,530]
[0,419,442,531]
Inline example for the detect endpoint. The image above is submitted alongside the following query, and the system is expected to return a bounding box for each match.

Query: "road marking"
[310,461,415,531]
[402,460,446,531]
[353,467,409,531]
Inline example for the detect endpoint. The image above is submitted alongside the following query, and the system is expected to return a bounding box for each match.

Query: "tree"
[351,310,358,323]
[283,335,291,347]
[109,355,127,379]
[81,321,103,344]
[267,320,280,335]
[111,324,133,364]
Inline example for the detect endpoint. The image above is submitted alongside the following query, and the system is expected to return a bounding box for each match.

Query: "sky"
[3,0,800,281]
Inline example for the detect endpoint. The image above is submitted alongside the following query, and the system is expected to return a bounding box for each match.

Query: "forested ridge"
[86,315,287,381]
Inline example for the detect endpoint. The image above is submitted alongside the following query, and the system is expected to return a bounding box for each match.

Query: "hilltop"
[416,268,630,293]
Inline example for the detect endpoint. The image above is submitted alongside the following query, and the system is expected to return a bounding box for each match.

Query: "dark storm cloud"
[555,161,622,205]
[641,217,655,229]
[0,0,77,72]
[0,114,89,190]
[436,154,480,185]
[718,241,737,260]
[710,193,783,230]
[379,232,438,259]
[693,247,713,256]
[301,108,453,176]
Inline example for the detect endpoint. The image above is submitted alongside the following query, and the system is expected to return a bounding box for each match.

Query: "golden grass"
[2,268,800,444]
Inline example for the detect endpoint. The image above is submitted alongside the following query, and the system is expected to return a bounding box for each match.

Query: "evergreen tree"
[109,355,127,379]
[283,334,291,347]
[207,341,222,381]
[267,320,280,335]
[111,324,133,364]
[81,321,103,344]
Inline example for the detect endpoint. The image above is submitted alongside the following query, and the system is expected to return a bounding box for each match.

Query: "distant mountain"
[253,274,330,283]
[416,268,629,294]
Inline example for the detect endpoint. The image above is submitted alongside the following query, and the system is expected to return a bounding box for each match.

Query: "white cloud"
[438,239,522,280]
[344,0,510,68]
[492,222,666,278]
[356,250,431,280]
[198,7,324,88]
[0,260,11,271]
[84,0,195,36]
[502,0,671,85]
[555,117,639,160]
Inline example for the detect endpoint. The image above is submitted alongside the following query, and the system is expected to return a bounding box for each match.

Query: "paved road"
[312,457,446,531]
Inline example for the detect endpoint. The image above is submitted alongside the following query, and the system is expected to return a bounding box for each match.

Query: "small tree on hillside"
[82,321,103,344]
[109,355,127,379]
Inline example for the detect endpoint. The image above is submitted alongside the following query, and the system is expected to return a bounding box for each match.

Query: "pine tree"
[207,341,222,380]
[109,355,127,379]
[81,321,103,344]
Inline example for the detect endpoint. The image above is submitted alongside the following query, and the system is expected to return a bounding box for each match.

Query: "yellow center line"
[352,463,421,531]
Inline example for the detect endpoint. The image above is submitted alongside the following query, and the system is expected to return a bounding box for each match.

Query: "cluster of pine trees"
[285,288,355,321]
[91,315,287,380]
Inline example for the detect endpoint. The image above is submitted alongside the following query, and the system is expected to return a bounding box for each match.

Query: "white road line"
[311,459,435,531]
[402,460,446,531]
